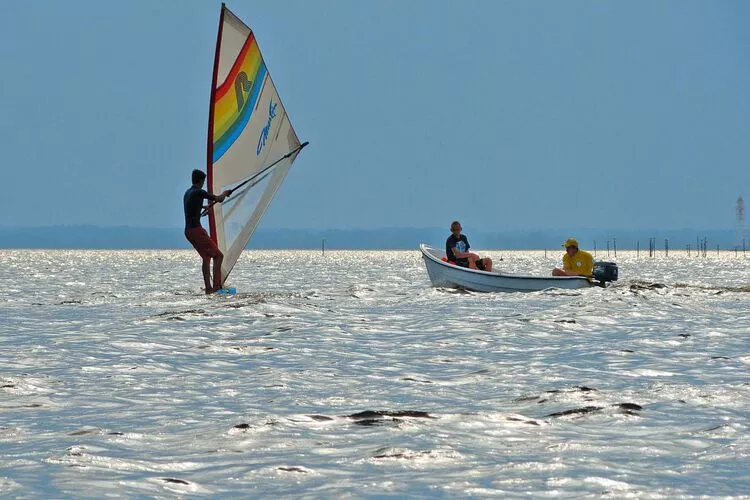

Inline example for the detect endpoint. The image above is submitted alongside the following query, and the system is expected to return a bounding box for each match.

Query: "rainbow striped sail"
[206,4,307,284]
[212,34,266,162]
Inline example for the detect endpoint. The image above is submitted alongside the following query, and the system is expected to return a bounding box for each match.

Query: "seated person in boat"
[552,238,593,277]
[445,221,493,271]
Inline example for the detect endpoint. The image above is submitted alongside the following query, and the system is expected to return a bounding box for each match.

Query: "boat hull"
[420,244,593,293]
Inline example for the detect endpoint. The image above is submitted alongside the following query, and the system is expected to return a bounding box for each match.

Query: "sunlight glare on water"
[1,249,749,497]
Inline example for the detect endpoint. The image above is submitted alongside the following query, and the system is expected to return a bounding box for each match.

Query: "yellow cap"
[562,238,579,248]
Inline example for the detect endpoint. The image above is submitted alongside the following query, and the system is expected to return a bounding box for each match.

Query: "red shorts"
[185,227,221,259]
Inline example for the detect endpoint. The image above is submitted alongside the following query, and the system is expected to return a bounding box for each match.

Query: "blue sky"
[1,1,748,231]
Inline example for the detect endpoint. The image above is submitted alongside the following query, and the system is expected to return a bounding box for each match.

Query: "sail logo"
[234,71,253,112]
[257,100,278,155]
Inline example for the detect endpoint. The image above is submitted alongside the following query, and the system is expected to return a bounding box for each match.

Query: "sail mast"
[206,4,226,242]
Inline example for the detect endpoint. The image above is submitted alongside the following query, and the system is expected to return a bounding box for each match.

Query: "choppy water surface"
[1,249,749,497]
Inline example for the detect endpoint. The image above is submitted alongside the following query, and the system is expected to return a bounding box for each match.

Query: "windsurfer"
[446,221,493,271]
[184,169,231,293]
[552,238,594,277]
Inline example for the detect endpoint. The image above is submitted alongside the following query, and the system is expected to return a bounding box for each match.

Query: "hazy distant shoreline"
[0,225,743,251]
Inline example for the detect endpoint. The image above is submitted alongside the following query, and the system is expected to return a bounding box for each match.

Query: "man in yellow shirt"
[552,238,593,277]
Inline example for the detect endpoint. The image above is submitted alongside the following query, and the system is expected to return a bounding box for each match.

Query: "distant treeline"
[0,225,743,250]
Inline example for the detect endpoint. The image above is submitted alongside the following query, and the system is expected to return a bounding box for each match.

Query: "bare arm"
[207,189,232,203]
[450,247,480,260]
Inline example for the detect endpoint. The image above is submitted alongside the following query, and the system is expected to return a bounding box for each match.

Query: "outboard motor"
[593,261,618,285]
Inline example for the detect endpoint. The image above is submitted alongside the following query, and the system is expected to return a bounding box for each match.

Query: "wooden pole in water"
[322,239,325,256]
[637,240,639,258]
[613,238,617,258]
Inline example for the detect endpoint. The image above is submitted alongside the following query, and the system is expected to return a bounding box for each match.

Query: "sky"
[1,0,749,232]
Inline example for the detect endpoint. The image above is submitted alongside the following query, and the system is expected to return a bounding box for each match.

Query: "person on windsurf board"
[184,169,231,294]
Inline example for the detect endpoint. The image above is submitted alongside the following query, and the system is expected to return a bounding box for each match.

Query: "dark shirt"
[183,186,216,230]
[446,234,470,267]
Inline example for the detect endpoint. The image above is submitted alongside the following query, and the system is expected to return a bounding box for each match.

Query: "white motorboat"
[419,243,615,293]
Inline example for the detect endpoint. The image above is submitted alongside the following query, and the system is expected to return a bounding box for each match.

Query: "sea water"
[1,249,749,498]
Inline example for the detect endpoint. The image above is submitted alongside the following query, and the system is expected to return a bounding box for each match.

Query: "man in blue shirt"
[184,169,231,293]
[445,221,492,271]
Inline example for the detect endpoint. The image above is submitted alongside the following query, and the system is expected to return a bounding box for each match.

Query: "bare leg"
[202,257,213,293]
[552,268,572,276]
[212,253,224,291]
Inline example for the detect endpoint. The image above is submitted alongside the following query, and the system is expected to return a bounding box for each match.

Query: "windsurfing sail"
[206,3,307,284]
